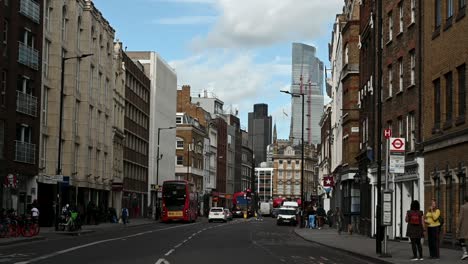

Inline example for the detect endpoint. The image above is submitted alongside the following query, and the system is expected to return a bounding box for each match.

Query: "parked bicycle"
[0,209,40,238]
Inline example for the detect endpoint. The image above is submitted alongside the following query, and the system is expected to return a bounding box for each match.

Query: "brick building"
[423,0,468,245]
[0,0,43,214]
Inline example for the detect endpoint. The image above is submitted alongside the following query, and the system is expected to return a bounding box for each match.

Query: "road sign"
[390,137,405,152]
[384,129,392,139]
[389,153,405,174]
[382,191,393,226]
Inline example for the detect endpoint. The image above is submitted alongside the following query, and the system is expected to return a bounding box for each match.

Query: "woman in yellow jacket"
[424,199,441,259]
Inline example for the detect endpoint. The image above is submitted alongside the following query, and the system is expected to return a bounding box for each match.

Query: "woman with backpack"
[406,200,424,260]
[425,198,441,259]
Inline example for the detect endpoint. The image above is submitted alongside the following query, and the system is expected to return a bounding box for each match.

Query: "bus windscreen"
[163,183,186,210]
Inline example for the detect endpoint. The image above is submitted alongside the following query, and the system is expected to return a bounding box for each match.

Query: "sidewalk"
[0,217,156,247]
[295,226,464,263]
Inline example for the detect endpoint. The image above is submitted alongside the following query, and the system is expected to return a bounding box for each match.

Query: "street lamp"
[280,90,305,228]
[155,126,176,219]
[55,53,93,231]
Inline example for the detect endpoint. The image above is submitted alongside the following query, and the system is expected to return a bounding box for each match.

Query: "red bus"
[161,180,198,223]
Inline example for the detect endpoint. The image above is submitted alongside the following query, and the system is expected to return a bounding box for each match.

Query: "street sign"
[384,129,392,139]
[389,137,405,152]
[382,191,393,226]
[389,153,405,174]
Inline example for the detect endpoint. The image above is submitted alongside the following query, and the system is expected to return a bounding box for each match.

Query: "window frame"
[410,51,416,86]
[388,12,393,41]
[458,64,466,117]
[388,65,393,97]
[399,3,404,33]
[434,78,442,128]
[445,71,453,122]
[435,0,442,29]
[411,0,416,24]
[399,59,403,92]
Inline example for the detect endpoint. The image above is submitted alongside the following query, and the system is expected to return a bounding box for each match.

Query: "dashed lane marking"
[320,256,329,261]
[14,222,200,264]
[164,249,175,256]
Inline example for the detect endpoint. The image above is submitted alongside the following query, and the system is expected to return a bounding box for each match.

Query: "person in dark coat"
[457,195,468,260]
[406,200,424,260]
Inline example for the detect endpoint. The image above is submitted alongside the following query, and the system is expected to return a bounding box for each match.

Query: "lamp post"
[55,53,93,231]
[155,126,176,219]
[281,90,305,228]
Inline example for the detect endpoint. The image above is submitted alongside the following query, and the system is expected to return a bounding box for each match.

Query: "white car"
[208,207,227,222]
[276,207,297,226]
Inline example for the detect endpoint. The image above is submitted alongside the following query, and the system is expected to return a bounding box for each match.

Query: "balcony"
[15,140,36,164]
[16,90,37,116]
[19,0,40,23]
[18,42,39,70]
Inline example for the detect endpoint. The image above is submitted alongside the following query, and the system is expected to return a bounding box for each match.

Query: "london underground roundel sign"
[390,137,405,152]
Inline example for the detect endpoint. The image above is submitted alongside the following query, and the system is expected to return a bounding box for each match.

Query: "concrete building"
[247,103,272,166]
[255,167,274,202]
[122,53,150,218]
[422,0,467,245]
[38,0,115,225]
[126,52,177,216]
[380,0,424,240]
[290,43,324,145]
[110,41,125,216]
[0,0,43,215]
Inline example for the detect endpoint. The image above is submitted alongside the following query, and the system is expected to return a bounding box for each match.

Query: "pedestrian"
[424,198,441,259]
[457,195,468,260]
[335,207,344,235]
[121,207,129,225]
[405,200,424,261]
[327,209,334,228]
[316,205,326,229]
[308,206,316,229]
[31,203,40,223]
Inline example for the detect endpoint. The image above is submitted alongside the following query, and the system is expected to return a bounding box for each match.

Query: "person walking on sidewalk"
[457,195,468,260]
[335,207,344,235]
[425,199,441,259]
[406,200,424,261]
[121,207,129,225]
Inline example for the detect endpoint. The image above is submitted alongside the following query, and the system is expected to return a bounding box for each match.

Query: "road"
[0,217,378,264]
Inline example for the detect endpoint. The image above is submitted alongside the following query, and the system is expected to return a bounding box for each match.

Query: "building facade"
[126,51,177,215]
[0,0,43,215]
[247,103,272,166]
[122,52,150,218]
[38,0,115,225]
[241,129,253,191]
[423,0,467,245]
[290,43,324,145]
[255,167,274,202]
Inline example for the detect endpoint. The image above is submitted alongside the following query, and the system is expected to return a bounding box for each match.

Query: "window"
[445,72,453,122]
[74,101,79,137]
[40,135,47,168]
[45,0,52,32]
[399,4,404,33]
[61,6,67,42]
[103,153,107,179]
[88,106,93,141]
[43,40,50,78]
[435,0,442,28]
[458,64,466,117]
[89,65,94,100]
[399,59,403,92]
[407,112,415,151]
[410,51,416,86]
[3,19,8,46]
[411,0,416,23]
[176,156,183,165]
[16,124,32,143]
[388,13,393,41]
[447,0,454,19]
[0,120,4,159]
[87,147,92,175]
[98,72,102,104]
[388,65,393,97]
[77,16,82,50]
[461,0,467,9]
[434,78,441,127]
[344,44,349,65]
[1,70,6,107]
[176,138,184,149]
[42,87,48,126]
[73,144,79,173]
[398,116,404,137]
[75,60,80,95]
[105,78,109,100]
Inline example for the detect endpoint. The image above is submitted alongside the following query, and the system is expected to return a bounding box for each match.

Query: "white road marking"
[164,249,175,256]
[183,239,188,243]
[14,223,200,264]
[320,256,329,261]
[174,243,183,248]
[155,258,170,264]
[309,256,316,260]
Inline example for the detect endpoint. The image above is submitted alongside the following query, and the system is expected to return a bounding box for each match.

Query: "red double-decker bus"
[161,180,198,223]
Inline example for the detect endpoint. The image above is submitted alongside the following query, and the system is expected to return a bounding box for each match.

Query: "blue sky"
[93,0,342,139]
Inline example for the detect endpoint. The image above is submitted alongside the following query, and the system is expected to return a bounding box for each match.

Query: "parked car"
[276,207,297,226]
[208,207,227,223]
[224,209,233,221]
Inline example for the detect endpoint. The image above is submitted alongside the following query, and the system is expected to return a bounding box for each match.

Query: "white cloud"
[191,0,342,50]
[154,16,217,25]
[169,50,290,121]
[151,0,215,3]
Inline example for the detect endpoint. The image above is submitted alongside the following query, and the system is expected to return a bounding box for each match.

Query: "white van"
[259,202,272,216]
[276,207,297,225]
[282,201,298,209]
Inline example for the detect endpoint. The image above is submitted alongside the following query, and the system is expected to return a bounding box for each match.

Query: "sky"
[93,0,342,139]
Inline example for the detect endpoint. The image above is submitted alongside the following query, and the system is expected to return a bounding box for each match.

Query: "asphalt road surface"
[0,217,379,264]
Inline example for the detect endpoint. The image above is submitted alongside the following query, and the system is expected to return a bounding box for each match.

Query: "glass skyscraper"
[290,43,324,145]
